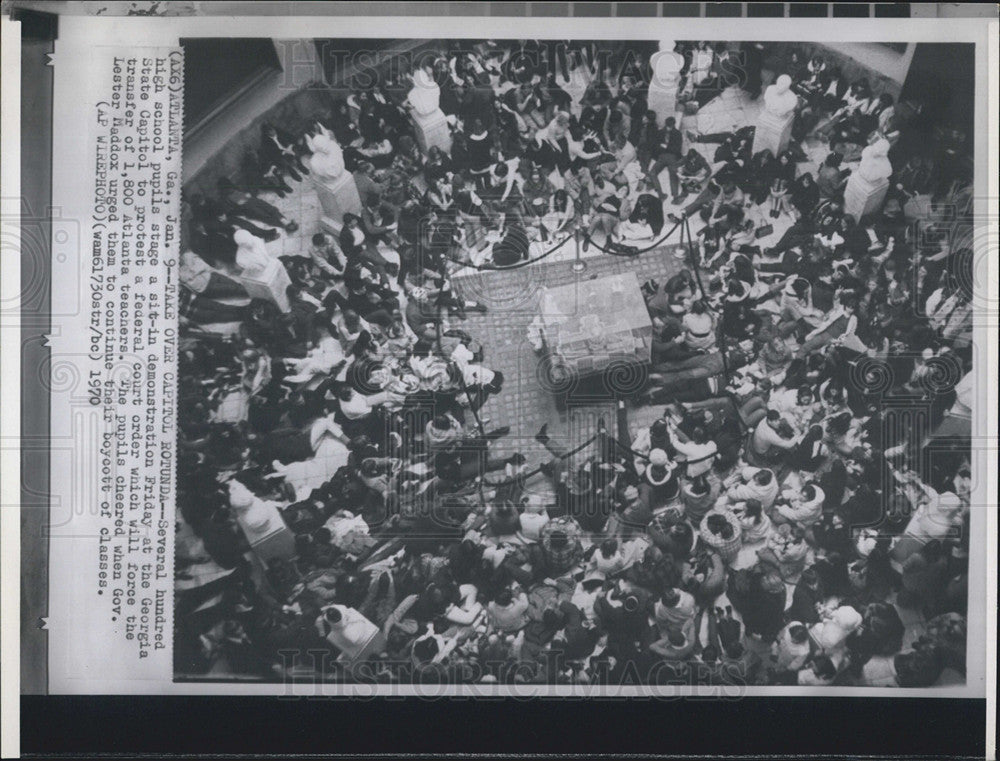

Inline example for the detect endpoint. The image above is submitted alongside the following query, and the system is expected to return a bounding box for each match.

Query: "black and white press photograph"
[173,33,979,689]
[4,3,998,759]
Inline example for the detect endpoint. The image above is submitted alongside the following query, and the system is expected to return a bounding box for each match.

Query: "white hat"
[649,448,670,467]
[623,485,640,502]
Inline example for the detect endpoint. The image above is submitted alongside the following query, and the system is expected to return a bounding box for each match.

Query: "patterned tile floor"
[234,61,841,484]
[192,56,937,664]
[450,242,688,472]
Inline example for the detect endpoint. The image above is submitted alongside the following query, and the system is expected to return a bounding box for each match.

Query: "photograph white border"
[7,12,998,707]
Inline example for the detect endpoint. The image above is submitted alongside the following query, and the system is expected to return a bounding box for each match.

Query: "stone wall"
[762,41,912,100]
[182,39,436,200]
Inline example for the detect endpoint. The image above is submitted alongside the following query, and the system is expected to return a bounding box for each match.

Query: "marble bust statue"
[228,481,279,537]
[306,133,346,180]
[651,39,683,88]
[763,74,799,120]
[408,66,441,117]
[856,138,893,184]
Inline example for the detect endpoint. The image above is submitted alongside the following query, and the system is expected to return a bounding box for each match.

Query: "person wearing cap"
[720,277,761,340]
[640,448,679,509]
[608,483,653,539]
[630,418,672,476]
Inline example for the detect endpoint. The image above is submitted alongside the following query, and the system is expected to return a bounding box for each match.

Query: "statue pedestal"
[239,258,291,313]
[412,108,452,155]
[844,172,890,222]
[313,172,362,235]
[752,109,795,157]
[235,500,296,563]
[647,78,678,127]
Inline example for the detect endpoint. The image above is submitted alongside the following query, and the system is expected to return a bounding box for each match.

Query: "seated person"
[724,466,780,511]
[673,148,712,203]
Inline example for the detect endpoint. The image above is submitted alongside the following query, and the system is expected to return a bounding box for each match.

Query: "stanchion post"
[571,227,587,273]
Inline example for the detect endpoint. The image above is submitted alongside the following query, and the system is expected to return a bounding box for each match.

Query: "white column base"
[648,79,679,127]
[412,108,452,155]
[312,171,362,232]
[844,173,890,222]
[752,110,795,157]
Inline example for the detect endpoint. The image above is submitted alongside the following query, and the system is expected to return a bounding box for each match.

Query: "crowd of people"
[176,39,974,688]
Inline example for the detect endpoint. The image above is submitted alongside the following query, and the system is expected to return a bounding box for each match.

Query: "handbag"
[754,224,774,239]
